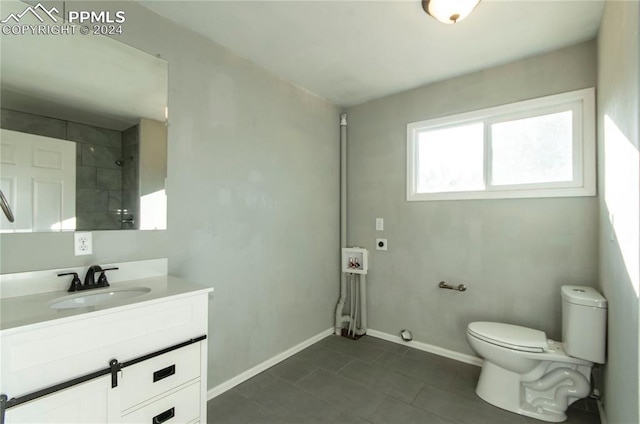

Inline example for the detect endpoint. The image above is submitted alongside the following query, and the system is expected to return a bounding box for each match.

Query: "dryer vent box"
[342,247,368,274]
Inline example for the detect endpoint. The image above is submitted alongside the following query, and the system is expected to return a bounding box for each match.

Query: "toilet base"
[476,361,582,423]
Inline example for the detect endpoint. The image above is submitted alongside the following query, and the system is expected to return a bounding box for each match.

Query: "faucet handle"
[97,267,119,287]
[58,272,82,292]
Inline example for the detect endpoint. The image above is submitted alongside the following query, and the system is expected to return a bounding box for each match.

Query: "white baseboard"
[366,328,483,367]
[207,327,334,400]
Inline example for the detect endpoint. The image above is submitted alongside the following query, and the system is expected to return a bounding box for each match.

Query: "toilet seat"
[467,322,548,353]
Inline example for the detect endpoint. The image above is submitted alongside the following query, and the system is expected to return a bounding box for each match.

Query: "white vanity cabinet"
[4,375,118,423]
[0,276,211,424]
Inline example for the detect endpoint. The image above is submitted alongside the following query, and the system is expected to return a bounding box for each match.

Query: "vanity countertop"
[0,276,213,333]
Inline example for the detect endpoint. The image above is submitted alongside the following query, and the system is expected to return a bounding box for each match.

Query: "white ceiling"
[139,0,605,107]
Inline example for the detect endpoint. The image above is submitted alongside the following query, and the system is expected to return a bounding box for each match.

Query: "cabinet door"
[4,375,120,423]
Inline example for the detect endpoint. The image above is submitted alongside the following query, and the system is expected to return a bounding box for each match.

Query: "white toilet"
[466,285,607,423]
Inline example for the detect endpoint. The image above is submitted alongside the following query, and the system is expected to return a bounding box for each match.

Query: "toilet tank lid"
[467,322,548,352]
[561,286,607,309]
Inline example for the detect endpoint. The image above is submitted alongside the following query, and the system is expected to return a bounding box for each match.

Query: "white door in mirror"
[0,129,76,232]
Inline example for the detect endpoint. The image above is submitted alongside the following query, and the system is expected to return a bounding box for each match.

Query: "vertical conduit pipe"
[353,274,359,336]
[356,274,367,335]
[334,114,349,335]
[348,275,355,336]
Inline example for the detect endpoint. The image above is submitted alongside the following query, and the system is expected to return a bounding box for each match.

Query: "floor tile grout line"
[266,355,321,385]
[369,348,386,364]
[333,358,355,374]
[292,367,391,421]
[364,393,391,423]
[244,370,348,423]
[207,387,284,423]
[310,342,370,365]
[321,335,407,358]
[334,355,429,402]
[406,381,424,405]
[409,383,531,424]
[295,365,386,396]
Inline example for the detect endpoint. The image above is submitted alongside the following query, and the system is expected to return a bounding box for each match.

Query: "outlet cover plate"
[376,238,387,251]
[74,232,93,256]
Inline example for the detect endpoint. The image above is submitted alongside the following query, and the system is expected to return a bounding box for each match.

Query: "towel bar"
[439,281,467,292]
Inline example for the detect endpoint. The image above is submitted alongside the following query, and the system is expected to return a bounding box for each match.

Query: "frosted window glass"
[417,123,484,193]
[491,111,573,185]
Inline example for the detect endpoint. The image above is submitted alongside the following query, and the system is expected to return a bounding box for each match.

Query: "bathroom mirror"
[0,0,168,232]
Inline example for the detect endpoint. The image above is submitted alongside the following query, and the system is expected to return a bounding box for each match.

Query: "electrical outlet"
[74,232,93,256]
[376,238,387,251]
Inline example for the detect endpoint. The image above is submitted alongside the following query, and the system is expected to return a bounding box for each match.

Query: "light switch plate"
[74,232,93,256]
[376,218,384,231]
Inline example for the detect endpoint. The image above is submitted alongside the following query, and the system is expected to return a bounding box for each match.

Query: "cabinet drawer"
[122,343,200,410]
[122,381,200,424]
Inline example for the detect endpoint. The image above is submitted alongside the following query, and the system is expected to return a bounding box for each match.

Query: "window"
[407,88,595,201]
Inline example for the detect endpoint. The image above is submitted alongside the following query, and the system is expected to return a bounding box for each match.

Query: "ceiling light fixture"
[422,0,481,24]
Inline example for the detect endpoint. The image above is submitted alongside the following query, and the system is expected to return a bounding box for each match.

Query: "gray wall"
[345,41,599,356]
[597,2,639,423]
[1,0,340,391]
[128,3,339,389]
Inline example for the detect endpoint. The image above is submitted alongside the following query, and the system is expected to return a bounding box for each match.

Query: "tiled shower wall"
[121,126,139,229]
[0,109,139,230]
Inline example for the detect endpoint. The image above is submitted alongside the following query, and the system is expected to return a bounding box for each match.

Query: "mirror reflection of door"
[0,129,76,232]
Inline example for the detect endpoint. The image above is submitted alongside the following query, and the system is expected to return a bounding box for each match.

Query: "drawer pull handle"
[153,365,176,383]
[152,407,175,424]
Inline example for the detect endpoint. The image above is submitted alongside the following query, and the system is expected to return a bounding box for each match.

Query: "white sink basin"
[49,287,151,309]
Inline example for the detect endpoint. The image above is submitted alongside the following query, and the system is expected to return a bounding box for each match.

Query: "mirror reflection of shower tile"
[97,168,122,190]
[76,189,108,212]
[123,166,137,190]
[122,189,139,213]
[77,166,97,189]
[67,122,121,149]
[0,109,66,139]
[108,190,122,211]
[123,125,139,147]
[77,212,121,231]
[81,144,121,169]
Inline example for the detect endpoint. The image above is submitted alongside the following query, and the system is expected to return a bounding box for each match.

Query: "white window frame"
[406,88,596,201]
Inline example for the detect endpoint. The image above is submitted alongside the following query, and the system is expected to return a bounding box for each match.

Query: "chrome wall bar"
[439,281,467,292]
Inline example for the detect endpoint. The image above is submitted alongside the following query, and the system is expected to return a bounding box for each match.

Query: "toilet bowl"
[467,322,592,422]
[466,286,607,423]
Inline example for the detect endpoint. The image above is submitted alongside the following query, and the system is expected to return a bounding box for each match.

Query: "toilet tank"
[561,285,607,363]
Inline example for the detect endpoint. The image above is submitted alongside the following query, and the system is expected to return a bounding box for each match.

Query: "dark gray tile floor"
[207,335,601,424]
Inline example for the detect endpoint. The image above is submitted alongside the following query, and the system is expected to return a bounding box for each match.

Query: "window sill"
[407,186,596,202]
